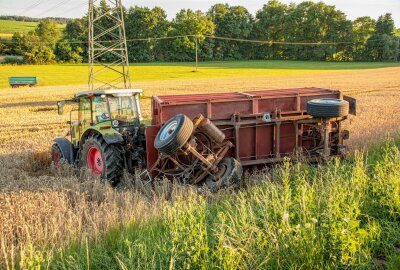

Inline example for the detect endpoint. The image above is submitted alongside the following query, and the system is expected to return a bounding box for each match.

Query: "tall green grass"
[8,138,400,269]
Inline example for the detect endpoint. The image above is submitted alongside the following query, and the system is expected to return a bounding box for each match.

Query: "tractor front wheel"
[81,134,123,186]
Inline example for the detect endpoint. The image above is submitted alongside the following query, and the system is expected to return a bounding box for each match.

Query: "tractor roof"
[75,89,143,98]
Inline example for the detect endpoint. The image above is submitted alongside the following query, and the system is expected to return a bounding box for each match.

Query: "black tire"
[205,157,243,192]
[154,114,194,155]
[307,98,349,118]
[80,133,123,186]
[51,143,65,166]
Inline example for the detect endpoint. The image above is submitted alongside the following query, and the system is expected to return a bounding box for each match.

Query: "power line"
[34,0,73,18]
[205,35,356,45]
[52,2,86,18]
[16,0,49,16]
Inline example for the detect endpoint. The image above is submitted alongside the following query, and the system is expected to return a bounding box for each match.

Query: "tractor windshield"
[108,95,138,124]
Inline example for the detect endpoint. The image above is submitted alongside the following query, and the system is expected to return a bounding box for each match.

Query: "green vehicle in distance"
[53,89,146,185]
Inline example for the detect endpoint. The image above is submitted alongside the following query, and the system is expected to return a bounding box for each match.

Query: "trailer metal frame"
[147,88,356,171]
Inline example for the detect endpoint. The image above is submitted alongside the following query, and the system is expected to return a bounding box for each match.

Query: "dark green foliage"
[125,6,169,62]
[252,1,354,61]
[22,21,61,64]
[1,1,399,63]
[9,32,27,56]
[35,19,62,48]
[55,18,87,63]
[55,39,83,63]
[3,20,62,64]
[208,4,253,60]
[365,13,400,61]
[167,9,215,61]
[353,16,376,60]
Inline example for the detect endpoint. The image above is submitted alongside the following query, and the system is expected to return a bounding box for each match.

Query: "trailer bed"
[152,87,341,125]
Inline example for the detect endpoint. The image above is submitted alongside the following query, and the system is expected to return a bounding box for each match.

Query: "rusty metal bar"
[234,124,240,160]
[214,116,346,127]
[166,155,186,170]
[275,122,281,159]
[192,141,233,184]
[294,121,299,154]
[322,120,331,158]
[185,144,217,171]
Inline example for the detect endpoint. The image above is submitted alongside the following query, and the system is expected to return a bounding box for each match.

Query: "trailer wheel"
[307,98,349,118]
[81,134,123,186]
[154,114,193,155]
[205,157,243,192]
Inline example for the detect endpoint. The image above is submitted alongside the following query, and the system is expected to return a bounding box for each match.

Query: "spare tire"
[307,98,349,118]
[154,114,194,155]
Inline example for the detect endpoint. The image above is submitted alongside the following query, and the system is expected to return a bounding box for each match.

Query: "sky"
[0,0,399,27]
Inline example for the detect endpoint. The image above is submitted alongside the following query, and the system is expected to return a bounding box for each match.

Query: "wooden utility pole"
[195,35,198,72]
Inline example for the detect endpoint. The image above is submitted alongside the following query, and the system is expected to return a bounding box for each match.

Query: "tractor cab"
[74,89,143,128]
[57,89,143,146]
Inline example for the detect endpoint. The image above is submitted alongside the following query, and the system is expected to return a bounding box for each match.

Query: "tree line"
[1,0,399,64]
[0,15,70,24]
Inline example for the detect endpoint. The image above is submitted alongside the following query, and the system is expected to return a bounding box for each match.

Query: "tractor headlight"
[112,120,119,127]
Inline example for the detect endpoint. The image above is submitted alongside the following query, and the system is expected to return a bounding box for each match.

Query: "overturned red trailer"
[53,86,356,190]
[144,87,355,190]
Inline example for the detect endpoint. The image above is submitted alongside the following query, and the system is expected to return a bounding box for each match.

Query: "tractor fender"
[103,134,124,144]
[53,138,75,163]
[81,128,124,147]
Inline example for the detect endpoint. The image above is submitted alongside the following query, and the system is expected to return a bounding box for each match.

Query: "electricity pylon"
[88,0,131,90]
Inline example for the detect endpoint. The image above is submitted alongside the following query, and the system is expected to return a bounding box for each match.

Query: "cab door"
[79,97,92,135]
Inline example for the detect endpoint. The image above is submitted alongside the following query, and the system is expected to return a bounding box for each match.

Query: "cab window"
[92,96,110,124]
[79,97,91,131]
[108,96,137,123]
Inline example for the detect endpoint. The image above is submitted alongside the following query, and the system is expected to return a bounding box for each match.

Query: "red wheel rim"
[53,151,59,166]
[87,147,103,176]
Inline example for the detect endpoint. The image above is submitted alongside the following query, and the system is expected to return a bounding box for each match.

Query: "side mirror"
[57,101,63,115]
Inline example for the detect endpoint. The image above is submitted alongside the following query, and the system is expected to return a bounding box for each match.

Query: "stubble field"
[1,62,400,269]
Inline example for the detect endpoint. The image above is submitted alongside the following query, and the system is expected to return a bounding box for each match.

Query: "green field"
[1,60,399,88]
[0,19,64,39]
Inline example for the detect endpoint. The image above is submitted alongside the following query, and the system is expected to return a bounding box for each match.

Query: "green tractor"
[52,89,146,185]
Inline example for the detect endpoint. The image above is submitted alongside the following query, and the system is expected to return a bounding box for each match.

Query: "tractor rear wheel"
[51,143,65,167]
[205,157,243,192]
[80,134,123,186]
